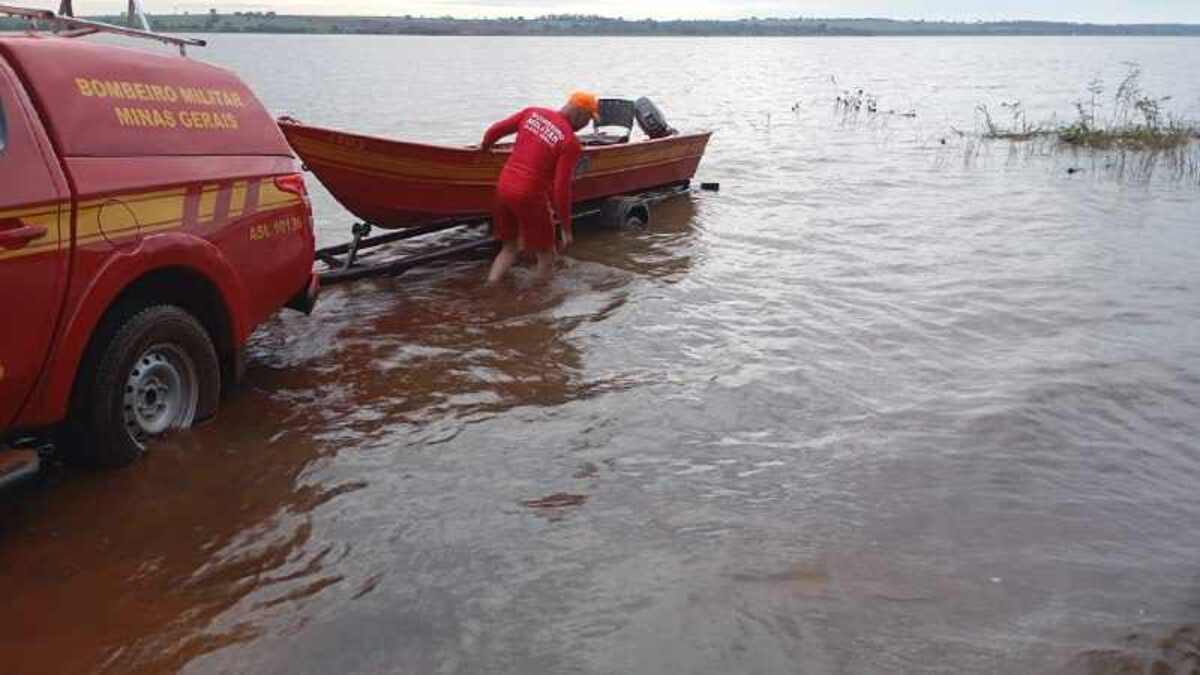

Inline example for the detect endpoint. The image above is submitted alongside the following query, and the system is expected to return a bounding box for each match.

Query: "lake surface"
[4,35,1200,674]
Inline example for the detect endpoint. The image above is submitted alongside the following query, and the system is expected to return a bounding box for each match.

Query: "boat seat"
[578,98,636,146]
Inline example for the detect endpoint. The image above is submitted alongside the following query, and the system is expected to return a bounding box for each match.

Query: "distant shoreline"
[3,14,1199,37]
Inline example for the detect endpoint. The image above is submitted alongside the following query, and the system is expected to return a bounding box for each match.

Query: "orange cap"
[568,91,600,120]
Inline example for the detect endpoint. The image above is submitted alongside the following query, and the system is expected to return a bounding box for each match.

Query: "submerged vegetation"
[822,67,1199,183]
[832,78,917,120]
[976,66,1200,150]
[959,68,1200,183]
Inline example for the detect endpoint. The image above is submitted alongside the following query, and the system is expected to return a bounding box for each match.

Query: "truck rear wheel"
[63,305,220,468]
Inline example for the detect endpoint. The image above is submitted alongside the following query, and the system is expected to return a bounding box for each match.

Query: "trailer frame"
[314,182,696,286]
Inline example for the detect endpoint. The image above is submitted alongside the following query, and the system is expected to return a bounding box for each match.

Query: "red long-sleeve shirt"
[481,107,583,232]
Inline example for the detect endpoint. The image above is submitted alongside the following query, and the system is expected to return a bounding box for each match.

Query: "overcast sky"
[92,1,1200,23]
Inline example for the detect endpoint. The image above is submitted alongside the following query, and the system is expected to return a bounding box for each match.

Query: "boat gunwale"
[278,119,714,160]
[294,150,711,187]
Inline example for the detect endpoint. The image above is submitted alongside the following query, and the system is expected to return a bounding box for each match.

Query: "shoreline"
[3,15,1199,38]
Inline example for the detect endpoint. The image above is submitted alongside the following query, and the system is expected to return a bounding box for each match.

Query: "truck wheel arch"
[90,267,241,395]
[28,235,253,427]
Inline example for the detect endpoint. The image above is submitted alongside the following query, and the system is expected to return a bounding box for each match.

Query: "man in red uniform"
[480,91,599,284]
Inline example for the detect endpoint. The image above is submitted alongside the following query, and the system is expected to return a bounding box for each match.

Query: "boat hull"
[279,120,712,229]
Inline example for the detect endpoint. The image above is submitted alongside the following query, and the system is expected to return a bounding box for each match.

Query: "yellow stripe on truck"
[197,184,220,223]
[228,180,248,218]
[78,188,187,210]
[75,192,186,246]
[1,180,291,261]
[0,204,60,221]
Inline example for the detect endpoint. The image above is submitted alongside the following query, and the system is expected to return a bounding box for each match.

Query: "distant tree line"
[2,13,1199,36]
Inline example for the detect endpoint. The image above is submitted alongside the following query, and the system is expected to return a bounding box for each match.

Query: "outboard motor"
[635,97,676,139]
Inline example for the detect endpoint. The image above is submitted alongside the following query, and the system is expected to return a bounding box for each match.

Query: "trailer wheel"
[600,197,651,230]
[62,305,220,468]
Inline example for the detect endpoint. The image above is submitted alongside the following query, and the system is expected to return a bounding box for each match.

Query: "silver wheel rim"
[123,343,198,447]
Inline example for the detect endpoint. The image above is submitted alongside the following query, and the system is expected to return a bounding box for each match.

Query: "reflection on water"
[3,35,1200,674]
[1052,626,1200,675]
[949,135,1200,185]
[0,394,337,672]
[0,195,706,673]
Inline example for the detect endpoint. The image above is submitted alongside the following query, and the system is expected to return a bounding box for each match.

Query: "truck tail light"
[274,173,308,197]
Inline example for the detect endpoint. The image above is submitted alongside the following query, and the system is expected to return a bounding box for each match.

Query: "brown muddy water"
[4,36,1200,674]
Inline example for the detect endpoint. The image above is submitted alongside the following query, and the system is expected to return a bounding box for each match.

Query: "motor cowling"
[635,97,676,139]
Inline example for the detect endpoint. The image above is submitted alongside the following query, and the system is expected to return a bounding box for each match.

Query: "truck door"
[0,57,69,430]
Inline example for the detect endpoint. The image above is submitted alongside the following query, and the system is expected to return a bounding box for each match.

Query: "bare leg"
[534,249,556,282]
[487,240,520,285]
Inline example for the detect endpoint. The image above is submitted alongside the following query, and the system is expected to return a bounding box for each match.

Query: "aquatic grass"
[951,104,1200,184]
[976,65,1200,151]
[830,76,918,121]
[1057,122,1197,151]
[819,70,1198,183]
[976,100,1045,141]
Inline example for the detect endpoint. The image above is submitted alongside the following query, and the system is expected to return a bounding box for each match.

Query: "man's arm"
[481,110,525,150]
[552,141,583,236]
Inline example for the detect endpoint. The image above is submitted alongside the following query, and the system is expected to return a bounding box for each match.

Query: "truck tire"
[62,305,220,468]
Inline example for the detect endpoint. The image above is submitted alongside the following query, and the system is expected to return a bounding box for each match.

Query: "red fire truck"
[0,7,319,480]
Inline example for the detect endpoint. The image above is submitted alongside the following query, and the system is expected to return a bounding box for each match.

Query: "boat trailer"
[314,181,709,286]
